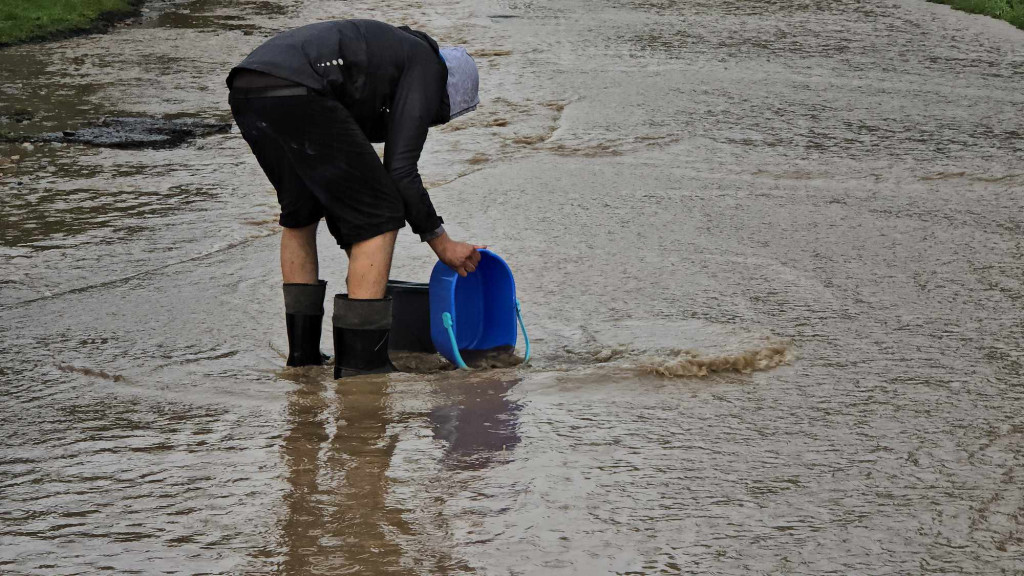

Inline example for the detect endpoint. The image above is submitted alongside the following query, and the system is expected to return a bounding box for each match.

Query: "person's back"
[229,20,453,141]
[227,19,483,377]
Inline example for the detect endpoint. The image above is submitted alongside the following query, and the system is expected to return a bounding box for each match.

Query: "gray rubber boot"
[283,280,328,367]
[333,295,395,379]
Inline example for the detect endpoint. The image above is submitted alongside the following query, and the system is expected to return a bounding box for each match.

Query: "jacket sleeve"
[384,57,444,237]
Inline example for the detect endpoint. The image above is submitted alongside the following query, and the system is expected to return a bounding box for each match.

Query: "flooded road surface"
[2,0,1023,573]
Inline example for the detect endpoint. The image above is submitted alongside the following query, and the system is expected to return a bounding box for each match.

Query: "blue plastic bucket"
[429,249,530,369]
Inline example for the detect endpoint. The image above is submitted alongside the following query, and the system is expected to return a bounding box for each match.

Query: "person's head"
[439,46,479,121]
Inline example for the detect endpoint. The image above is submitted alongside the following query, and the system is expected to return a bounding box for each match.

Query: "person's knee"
[346,230,398,299]
[350,229,398,255]
[361,228,398,243]
[283,221,318,239]
[280,222,320,284]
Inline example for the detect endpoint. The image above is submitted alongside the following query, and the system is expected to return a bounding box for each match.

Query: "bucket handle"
[441,312,470,370]
[441,300,531,371]
[516,298,531,364]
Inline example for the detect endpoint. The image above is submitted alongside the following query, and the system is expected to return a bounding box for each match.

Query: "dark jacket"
[227,19,451,236]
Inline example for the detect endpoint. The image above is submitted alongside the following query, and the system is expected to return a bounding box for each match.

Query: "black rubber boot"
[283,280,328,367]
[333,295,396,379]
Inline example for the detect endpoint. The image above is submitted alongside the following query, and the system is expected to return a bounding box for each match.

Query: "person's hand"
[428,232,486,277]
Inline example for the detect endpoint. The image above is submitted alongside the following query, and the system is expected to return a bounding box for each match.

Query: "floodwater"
[1,0,1023,573]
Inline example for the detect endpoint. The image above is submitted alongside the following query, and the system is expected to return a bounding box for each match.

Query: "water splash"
[637,343,792,378]
[389,347,524,374]
[563,339,793,377]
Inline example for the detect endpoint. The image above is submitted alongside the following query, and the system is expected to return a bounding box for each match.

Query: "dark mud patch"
[919,170,1024,184]
[57,363,125,382]
[0,108,34,124]
[472,49,513,57]
[1,117,231,149]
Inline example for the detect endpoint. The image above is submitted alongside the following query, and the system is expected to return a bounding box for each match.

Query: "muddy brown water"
[1,0,1023,573]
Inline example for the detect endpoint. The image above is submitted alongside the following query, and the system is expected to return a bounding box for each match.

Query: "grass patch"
[0,0,142,46]
[928,0,1024,30]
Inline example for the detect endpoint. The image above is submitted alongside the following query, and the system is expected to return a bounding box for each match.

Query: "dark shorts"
[229,91,406,249]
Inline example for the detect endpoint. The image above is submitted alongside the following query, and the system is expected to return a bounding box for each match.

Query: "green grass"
[0,0,141,46]
[928,0,1024,30]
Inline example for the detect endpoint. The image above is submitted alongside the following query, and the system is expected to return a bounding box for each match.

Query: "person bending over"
[228,19,482,378]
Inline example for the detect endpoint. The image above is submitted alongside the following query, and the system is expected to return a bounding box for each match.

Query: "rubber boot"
[333,294,396,379]
[283,280,328,367]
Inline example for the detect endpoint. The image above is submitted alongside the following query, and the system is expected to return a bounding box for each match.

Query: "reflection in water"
[279,375,329,575]
[430,377,521,471]
[279,372,522,572]
[281,374,408,574]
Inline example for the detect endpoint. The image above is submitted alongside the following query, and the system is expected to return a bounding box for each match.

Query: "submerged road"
[1,0,1023,573]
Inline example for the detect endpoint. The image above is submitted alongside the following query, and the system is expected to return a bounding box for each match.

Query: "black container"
[385,280,436,353]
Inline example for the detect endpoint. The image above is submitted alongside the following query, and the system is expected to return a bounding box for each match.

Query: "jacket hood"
[439,46,479,120]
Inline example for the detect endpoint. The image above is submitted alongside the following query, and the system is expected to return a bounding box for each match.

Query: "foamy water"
[638,344,792,377]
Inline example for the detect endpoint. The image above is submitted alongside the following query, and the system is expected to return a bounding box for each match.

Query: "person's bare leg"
[344,247,351,291]
[346,230,398,299]
[281,222,319,284]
